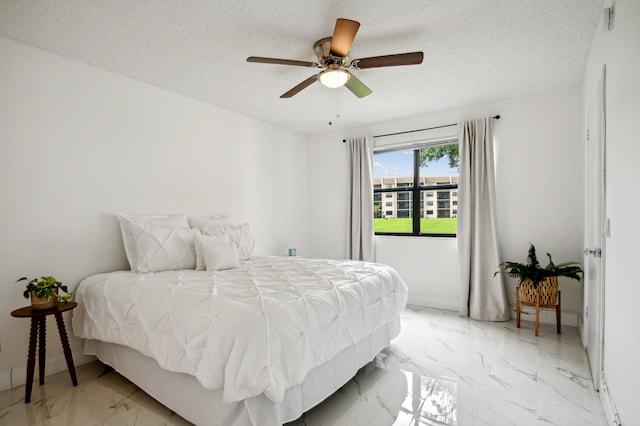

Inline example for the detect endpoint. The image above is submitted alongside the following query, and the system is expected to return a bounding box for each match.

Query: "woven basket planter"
[516,276,560,336]
[517,276,559,306]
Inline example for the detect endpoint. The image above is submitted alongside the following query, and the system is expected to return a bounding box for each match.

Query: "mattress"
[73,256,408,425]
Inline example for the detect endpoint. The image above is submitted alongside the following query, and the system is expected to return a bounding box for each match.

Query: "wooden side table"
[11,302,78,403]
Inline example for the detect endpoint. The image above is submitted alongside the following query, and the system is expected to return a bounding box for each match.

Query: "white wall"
[307,85,584,318]
[582,0,640,423]
[0,37,308,388]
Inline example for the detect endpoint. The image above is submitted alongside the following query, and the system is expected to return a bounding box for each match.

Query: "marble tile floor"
[0,306,606,425]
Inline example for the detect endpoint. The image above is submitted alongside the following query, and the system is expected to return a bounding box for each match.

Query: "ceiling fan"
[247,18,424,99]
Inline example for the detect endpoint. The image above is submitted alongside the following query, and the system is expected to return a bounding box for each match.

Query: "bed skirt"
[83,316,400,426]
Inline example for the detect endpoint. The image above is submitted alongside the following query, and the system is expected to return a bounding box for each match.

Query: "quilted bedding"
[72,256,408,404]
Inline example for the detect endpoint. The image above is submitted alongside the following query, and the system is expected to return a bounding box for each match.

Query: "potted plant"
[16,276,73,310]
[495,244,583,289]
[495,244,583,335]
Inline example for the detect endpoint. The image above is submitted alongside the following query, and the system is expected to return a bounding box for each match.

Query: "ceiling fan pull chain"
[328,91,341,126]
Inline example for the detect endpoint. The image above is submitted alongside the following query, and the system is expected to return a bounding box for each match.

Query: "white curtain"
[458,118,510,321]
[346,137,374,262]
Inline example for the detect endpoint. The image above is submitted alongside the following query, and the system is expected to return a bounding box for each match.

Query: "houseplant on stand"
[16,276,73,310]
[495,244,583,335]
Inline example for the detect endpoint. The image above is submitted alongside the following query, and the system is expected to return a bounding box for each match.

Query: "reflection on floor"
[0,306,606,425]
[286,361,458,426]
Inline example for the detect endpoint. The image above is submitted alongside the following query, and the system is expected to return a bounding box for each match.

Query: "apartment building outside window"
[373,141,459,236]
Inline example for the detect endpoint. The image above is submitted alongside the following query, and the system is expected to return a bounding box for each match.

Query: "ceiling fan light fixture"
[319,69,350,88]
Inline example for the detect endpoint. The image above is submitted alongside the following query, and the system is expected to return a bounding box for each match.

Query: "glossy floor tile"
[0,306,606,425]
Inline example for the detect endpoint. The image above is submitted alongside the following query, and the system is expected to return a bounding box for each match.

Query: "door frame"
[583,65,606,390]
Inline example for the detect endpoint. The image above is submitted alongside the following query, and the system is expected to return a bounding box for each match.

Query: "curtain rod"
[342,115,500,142]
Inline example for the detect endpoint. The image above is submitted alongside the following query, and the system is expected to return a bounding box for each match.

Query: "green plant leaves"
[495,244,584,288]
[15,275,73,301]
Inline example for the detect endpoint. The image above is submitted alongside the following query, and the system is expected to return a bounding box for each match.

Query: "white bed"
[72,256,408,425]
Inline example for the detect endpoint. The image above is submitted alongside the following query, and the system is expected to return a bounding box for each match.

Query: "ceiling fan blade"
[280,75,318,98]
[344,72,372,98]
[247,56,318,68]
[353,52,424,69]
[330,18,360,57]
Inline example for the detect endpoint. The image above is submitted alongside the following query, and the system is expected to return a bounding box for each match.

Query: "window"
[373,141,459,236]
[386,202,393,207]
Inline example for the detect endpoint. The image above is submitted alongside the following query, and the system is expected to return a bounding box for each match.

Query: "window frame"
[373,142,458,238]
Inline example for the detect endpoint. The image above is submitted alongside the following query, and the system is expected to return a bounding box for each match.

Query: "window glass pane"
[418,143,459,234]
[373,143,458,236]
[373,149,414,233]
[421,191,457,233]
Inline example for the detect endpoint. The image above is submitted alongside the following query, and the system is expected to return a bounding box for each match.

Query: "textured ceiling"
[0,0,603,135]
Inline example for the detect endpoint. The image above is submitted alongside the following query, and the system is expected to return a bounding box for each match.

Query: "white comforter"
[72,256,408,404]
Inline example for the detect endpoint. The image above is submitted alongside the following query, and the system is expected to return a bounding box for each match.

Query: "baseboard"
[407,298,579,327]
[577,314,586,347]
[600,373,622,425]
[0,350,96,392]
[406,295,458,311]
[509,304,579,327]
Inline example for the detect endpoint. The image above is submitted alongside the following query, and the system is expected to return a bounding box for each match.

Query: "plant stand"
[516,276,561,336]
[10,302,78,403]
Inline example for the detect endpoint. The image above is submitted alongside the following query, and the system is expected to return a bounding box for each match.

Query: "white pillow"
[117,213,189,269]
[201,240,240,271]
[132,225,196,273]
[188,215,236,229]
[199,223,254,261]
[193,233,230,271]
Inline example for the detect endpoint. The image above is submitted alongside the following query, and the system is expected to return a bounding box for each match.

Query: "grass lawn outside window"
[374,218,457,235]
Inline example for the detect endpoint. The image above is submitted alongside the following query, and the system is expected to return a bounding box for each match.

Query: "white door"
[583,71,606,390]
